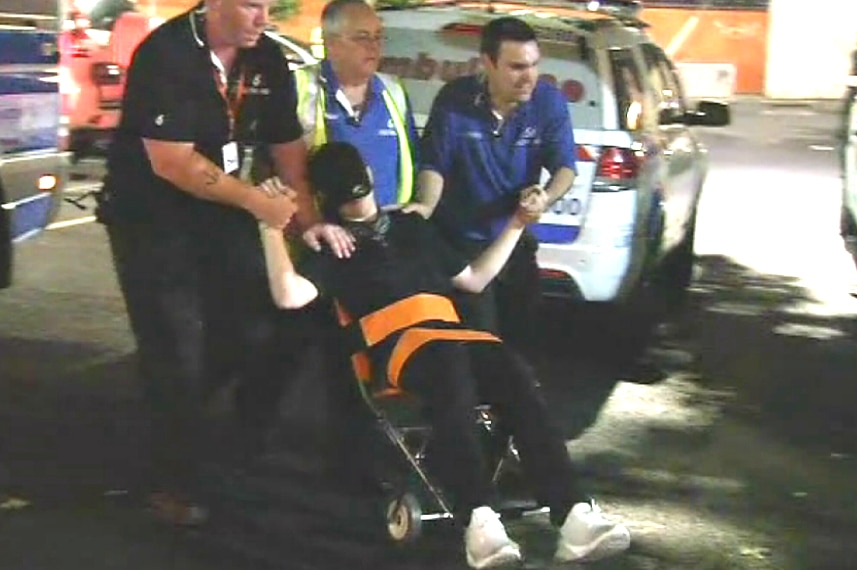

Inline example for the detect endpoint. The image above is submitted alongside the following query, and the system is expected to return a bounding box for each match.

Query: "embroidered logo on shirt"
[154,114,165,126]
[247,73,270,95]
[514,126,540,147]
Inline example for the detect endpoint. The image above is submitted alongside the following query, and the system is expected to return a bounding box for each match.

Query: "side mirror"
[658,106,680,125]
[686,100,730,127]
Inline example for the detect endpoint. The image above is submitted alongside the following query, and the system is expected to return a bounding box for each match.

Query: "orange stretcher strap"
[358,293,460,348]
[333,302,372,382]
[333,296,495,396]
[386,327,501,389]
[349,352,372,384]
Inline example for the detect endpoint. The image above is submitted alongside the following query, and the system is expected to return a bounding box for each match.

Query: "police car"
[842,85,857,265]
[379,0,729,306]
[1,10,69,289]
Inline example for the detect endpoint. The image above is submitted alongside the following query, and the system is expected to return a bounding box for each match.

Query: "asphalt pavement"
[1,98,856,570]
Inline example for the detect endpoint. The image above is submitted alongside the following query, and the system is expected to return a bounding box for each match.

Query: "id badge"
[222,141,239,174]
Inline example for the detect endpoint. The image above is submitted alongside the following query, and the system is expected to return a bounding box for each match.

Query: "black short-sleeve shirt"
[102,3,302,224]
[300,212,469,321]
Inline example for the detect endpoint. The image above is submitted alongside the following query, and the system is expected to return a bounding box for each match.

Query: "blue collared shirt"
[319,60,419,208]
[421,75,577,241]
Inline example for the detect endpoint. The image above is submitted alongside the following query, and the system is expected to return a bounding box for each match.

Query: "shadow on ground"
[1,254,856,569]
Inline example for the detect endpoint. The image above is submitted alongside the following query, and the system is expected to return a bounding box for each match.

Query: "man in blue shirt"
[294,0,419,209]
[412,16,577,351]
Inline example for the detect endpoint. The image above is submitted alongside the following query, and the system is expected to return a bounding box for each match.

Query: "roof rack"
[379,0,647,25]
[569,1,648,28]
[572,0,642,18]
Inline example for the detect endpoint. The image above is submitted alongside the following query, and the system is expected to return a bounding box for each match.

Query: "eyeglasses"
[342,32,385,47]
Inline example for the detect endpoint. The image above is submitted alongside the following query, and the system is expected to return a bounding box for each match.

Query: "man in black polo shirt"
[97,0,351,524]
[260,142,631,569]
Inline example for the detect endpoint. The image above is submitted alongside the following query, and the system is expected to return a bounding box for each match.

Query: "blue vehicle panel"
[1,21,69,288]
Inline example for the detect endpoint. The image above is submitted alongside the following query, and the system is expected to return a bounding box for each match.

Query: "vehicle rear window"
[381,26,602,131]
[607,47,648,131]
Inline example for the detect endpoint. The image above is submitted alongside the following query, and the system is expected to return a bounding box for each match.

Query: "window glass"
[642,44,686,124]
[607,48,647,131]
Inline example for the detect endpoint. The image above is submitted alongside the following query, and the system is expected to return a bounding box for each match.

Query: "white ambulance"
[379,0,729,308]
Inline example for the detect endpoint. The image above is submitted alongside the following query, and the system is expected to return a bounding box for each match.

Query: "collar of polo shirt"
[189,3,208,48]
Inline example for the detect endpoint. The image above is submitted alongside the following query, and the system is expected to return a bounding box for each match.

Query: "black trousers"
[451,232,541,354]
[106,218,302,494]
[399,340,585,525]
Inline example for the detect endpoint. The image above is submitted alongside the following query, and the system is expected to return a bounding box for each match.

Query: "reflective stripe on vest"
[295,66,414,204]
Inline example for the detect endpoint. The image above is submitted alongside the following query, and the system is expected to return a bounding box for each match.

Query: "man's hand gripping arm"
[143,139,296,229]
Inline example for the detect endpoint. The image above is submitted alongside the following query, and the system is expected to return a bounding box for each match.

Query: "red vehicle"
[60,0,158,160]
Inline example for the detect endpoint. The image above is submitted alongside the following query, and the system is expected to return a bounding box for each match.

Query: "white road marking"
[809,145,835,151]
[64,182,102,194]
[47,216,97,230]
[761,109,817,117]
[665,16,699,58]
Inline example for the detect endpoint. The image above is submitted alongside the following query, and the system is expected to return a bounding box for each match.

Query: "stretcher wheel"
[385,493,422,543]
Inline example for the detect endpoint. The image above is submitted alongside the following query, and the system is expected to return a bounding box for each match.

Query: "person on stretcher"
[258,141,630,569]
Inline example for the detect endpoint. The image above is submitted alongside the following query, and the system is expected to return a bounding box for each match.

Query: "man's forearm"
[544,166,576,206]
[414,169,445,215]
[270,140,319,231]
[149,146,258,211]
[290,177,321,231]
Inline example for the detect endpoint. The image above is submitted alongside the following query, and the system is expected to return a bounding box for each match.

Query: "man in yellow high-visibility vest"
[294,0,419,208]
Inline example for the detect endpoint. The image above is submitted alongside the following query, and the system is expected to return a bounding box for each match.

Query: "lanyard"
[211,51,246,138]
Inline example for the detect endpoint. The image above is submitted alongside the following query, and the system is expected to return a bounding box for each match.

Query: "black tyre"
[385,492,422,544]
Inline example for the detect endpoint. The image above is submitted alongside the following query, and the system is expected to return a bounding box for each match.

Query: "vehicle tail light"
[596,146,641,180]
[91,63,122,85]
[539,268,570,280]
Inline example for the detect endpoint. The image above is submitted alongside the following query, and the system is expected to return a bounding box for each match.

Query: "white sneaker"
[464,506,522,569]
[555,501,631,563]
